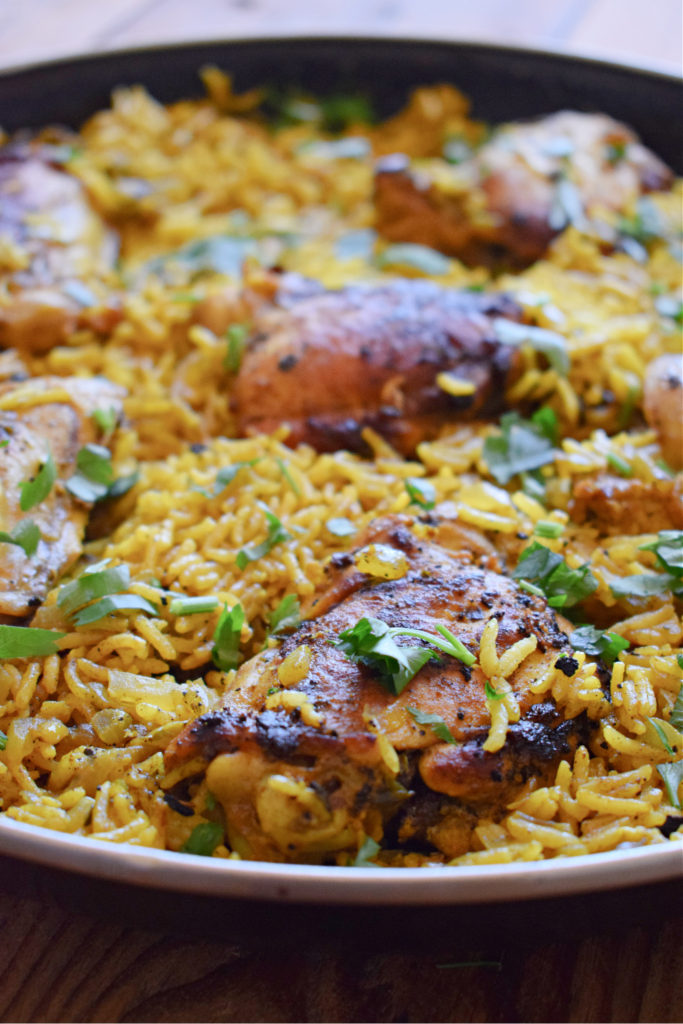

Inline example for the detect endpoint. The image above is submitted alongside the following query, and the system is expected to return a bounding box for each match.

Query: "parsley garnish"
[223,323,249,373]
[19,452,57,511]
[236,502,291,569]
[57,562,157,625]
[73,593,159,627]
[483,408,557,485]
[0,519,40,557]
[66,444,114,502]
[268,594,301,635]
[336,616,475,695]
[0,625,66,659]
[568,625,629,666]
[193,459,257,499]
[407,706,456,743]
[180,821,224,856]
[640,531,683,576]
[492,319,569,375]
[512,542,598,608]
[211,603,244,671]
[353,834,381,867]
[405,477,436,511]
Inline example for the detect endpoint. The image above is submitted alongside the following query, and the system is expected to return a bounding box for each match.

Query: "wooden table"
[0,3,681,1022]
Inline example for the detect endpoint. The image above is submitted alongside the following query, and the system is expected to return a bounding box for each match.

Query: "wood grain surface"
[0,3,681,1022]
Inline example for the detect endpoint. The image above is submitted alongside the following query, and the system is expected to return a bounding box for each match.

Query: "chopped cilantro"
[568,625,629,666]
[645,717,676,756]
[606,451,633,477]
[168,595,220,616]
[319,93,374,132]
[353,834,381,867]
[223,323,249,372]
[658,761,683,810]
[492,319,569,375]
[336,616,475,695]
[73,593,159,627]
[375,243,451,276]
[66,444,114,502]
[605,139,628,165]
[534,521,564,539]
[405,477,436,511]
[0,625,65,660]
[484,680,505,701]
[58,564,130,617]
[91,407,118,433]
[181,821,224,856]
[512,542,598,608]
[193,460,257,499]
[407,706,456,743]
[610,574,680,599]
[19,452,57,511]
[268,594,301,635]
[483,408,557,485]
[639,531,683,576]
[0,519,40,557]
[211,602,244,671]
[236,502,291,569]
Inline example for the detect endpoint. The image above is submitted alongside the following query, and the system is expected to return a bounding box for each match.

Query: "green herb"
[168,595,220,616]
[492,318,569,375]
[211,602,244,671]
[645,717,676,756]
[617,381,641,430]
[678,654,683,671]
[336,616,475,696]
[610,574,679,599]
[568,625,629,666]
[606,451,633,477]
[193,460,257,499]
[325,517,356,537]
[520,471,547,503]
[482,408,557,485]
[73,593,159,626]
[0,625,66,659]
[334,229,377,262]
[319,93,374,132]
[266,686,279,696]
[204,792,217,812]
[605,139,628,165]
[639,531,683,576]
[0,519,40,557]
[0,439,8,448]
[658,761,683,809]
[19,452,57,511]
[91,407,118,433]
[66,444,123,503]
[405,477,436,511]
[484,680,505,701]
[512,542,598,608]
[618,197,666,246]
[268,594,301,635]
[106,470,140,499]
[0,730,6,750]
[223,323,249,373]
[58,563,130,617]
[275,457,300,496]
[671,681,683,732]
[236,502,291,569]
[534,521,564,539]
[180,821,224,856]
[375,243,451,276]
[353,834,381,867]
[407,706,456,743]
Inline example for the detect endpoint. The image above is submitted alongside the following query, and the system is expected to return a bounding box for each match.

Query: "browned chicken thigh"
[166,515,587,862]
[231,275,523,455]
[0,144,120,353]
[0,374,124,619]
[375,111,673,268]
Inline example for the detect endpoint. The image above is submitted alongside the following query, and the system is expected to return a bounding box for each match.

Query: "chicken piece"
[0,374,125,619]
[375,111,673,268]
[0,144,120,353]
[643,354,683,470]
[231,275,523,455]
[165,515,584,862]
[570,474,683,534]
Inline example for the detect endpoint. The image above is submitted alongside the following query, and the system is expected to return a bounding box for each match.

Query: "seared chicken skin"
[375,111,673,268]
[232,275,522,455]
[0,144,120,353]
[166,515,586,862]
[0,374,124,619]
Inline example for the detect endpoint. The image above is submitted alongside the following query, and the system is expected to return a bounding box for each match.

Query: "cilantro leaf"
[181,821,224,856]
[268,594,301,635]
[0,625,66,659]
[640,531,683,576]
[0,519,40,557]
[670,681,683,732]
[66,444,114,502]
[212,603,244,671]
[236,502,291,569]
[91,407,118,433]
[223,323,249,373]
[73,594,159,626]
[610,574,678,599]
[193,460,257,499]
[568,625,630,666]
[405,477,436,510]
[483,409,557,485]
[336,616,474,695]
[58,564,130,616]
[512,542,598,608]
[19,452,57,511]
[407,706,456,743]
[353,834,381,867]
[658,762,683,809]
[492,318,569,375]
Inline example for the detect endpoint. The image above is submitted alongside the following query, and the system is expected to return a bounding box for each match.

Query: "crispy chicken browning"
[231,275,522,455]
[166,515,586,861]
[0,145,120,353]
[570,474,683,534]
[375,111,673,268]
[0,375,124,619]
